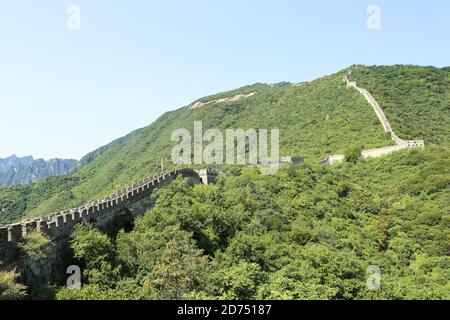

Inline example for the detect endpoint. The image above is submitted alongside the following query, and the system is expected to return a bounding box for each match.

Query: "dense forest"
[2,147,446,300]
[1,65,448,300]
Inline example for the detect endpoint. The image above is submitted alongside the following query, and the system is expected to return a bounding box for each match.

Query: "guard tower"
[195,169,220,185]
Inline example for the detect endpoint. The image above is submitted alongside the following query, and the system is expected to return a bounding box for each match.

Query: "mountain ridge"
[0,155,78,189]
[0,65,448,224]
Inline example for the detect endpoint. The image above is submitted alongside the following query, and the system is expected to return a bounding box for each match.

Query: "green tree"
[146,230,211,299]
[0,269,27,300]
[70,224,114,270]
[206,262,266,300]
[344,147,362,163]
[18,230,52,259]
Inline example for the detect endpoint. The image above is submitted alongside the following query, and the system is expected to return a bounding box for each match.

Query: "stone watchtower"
[195,169,219,185]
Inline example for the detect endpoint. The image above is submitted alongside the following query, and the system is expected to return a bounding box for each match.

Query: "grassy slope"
[76,127,146,170]
[0,65,446,223]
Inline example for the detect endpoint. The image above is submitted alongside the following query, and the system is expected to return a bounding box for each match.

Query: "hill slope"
[0,65,448,224]
[55,146,450,300]
[351,65,450,146]
[75,127,145,170]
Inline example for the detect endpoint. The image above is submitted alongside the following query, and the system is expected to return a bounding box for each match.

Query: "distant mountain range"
[0,155,78,188]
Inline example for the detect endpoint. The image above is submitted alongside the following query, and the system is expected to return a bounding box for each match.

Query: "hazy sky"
[0,0,448,160]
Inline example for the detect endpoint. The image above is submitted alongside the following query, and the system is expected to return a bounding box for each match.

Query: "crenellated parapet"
[0,168,202,253]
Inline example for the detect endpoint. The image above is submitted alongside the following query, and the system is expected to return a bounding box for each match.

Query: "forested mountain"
[0,155,77,189]
[0,67,387,223]
[56,147,450,300]
[0,65,448,224]
[0,65,449,300]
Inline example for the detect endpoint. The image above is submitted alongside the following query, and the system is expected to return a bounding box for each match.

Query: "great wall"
[0,168,217,286]
[0,75,426,243]
[320,71,424,164]
[0,70,427,288]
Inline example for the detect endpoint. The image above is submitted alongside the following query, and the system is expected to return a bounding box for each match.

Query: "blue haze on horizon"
[0,0,448,160]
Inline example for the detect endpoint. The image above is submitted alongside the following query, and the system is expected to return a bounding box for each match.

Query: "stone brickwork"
[0,168,203,266]
[196,169,220,185]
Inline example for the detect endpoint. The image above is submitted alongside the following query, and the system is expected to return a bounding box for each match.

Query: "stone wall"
[343,72,425,148]
[361,145,409,159]
[0,168,203,287]
[321,73,425,164]
[196,169,221,185]
[320,154,345,165]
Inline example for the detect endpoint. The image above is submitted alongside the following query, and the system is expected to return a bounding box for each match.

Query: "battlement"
[0,168,202,248]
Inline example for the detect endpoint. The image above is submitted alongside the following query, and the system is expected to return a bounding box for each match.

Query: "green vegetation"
[0,67,397,223]
[0,65,448,300]
[70,224,114,270]
[0,176,81,224]
[344,147,362,163]
[351,65,450,146]
[0,269,27,300]
[1,65,448,225]
[18,230,53,260]
[54,147,449,300]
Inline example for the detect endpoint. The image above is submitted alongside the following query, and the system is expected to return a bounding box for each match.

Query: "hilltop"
[0,65,448,224]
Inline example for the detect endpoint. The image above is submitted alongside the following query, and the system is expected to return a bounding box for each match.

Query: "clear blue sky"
[0,0,448,160]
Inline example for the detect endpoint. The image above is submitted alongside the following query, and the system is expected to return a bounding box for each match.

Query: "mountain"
[0,155,34,171]
[0,65,448,224]
[0,155,78,189]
